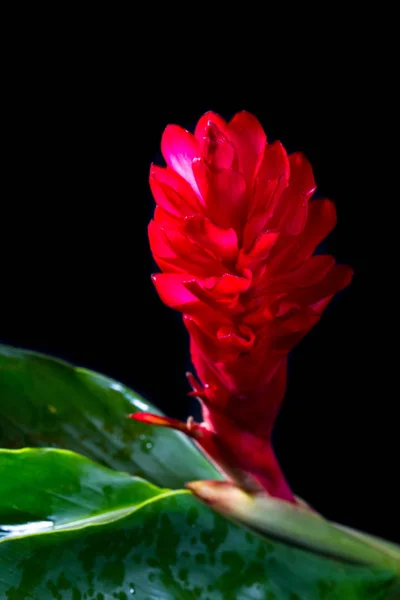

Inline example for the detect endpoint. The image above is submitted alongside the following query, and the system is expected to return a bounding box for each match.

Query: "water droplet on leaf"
[140,437,153,453]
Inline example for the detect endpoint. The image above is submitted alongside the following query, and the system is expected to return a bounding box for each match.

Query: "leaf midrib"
[0,489,189,544]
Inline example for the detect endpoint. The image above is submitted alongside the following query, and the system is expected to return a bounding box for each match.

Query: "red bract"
[130,111,353,503]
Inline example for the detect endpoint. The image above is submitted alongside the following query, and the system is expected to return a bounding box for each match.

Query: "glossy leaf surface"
[0,344,219,488]
[0,449,398,600]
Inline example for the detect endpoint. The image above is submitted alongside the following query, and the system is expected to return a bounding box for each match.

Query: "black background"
[2,33,397,543]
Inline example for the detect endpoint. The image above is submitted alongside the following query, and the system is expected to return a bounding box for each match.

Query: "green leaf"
[0,344,219,488]
[187,481,400,571]
[0,449,398,599]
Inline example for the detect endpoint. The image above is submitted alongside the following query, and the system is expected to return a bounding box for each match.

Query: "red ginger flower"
[130,111,353,503]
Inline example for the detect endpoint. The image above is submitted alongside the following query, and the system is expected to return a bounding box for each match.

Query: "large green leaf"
[186,481,400,571]
[0,449,398,599]
[0,344,219,487]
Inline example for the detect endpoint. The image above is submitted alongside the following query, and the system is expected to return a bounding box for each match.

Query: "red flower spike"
[136,111,353,503]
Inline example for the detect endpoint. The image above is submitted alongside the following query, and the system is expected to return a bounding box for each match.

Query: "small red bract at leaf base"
[130,111,353,503]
